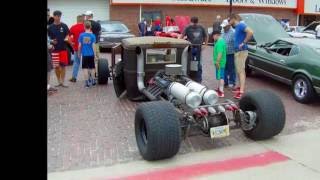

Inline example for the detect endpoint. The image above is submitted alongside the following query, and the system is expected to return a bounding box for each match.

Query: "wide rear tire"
[135,101,181,161]
[239,90,285,140]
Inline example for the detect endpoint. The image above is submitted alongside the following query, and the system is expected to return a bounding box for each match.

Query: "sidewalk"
[48,129,320,180]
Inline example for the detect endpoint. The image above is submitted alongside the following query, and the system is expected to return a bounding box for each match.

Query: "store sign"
[304,0,320,14]
[112,0,297,9]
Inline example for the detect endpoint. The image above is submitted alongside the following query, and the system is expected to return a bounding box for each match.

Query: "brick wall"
[110,5,297,36]
[110,5,140,35]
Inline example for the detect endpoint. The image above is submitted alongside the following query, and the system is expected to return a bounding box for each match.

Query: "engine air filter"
[165,64,182,76]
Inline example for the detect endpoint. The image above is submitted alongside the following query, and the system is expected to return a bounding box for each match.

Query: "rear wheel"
[239,90,285,140]
[113,61,126,97]
[292,74,315,104]
[135,101,181,161]
[97,58,109,84]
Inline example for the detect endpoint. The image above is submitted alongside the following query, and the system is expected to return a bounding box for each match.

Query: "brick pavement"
[48,46,320,173]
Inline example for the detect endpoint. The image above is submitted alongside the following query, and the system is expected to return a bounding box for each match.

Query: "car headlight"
[185,92,202,109]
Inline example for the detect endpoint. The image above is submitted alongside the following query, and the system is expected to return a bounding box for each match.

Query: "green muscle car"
[239,13,320,104]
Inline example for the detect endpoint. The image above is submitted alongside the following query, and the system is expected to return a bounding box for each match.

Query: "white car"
[286,26,305,33]
[288,21,319,39]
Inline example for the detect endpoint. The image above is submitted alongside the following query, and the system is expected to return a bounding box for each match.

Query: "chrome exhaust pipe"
[185,80,219,105]
[168,82,202,108]
[181,46,189,76]
[136,47,156,100]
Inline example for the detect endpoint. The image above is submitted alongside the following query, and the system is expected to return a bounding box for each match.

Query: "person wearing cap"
[229,14,253,99]
[48,10,70,88]
[179,16,207,83]
[69,15,85,83]
[212,30,227,98]
[84,10,101,78]
[221,19,236,89]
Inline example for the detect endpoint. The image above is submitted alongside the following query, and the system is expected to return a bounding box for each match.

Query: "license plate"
[210,125,230,139]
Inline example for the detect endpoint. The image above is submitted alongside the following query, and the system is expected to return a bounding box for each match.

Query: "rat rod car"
[102,37,285,161]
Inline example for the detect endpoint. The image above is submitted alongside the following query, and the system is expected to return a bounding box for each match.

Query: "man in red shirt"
[69,15,85,82]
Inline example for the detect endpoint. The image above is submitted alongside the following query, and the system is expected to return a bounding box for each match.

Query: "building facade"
[48,0,320,35]
[297,0,320,25]
[110,0,305,35]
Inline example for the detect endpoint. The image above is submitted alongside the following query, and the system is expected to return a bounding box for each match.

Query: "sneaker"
[234,92,243,99]
[48,87,58,92]
[228,84,235,88]
[69,78,77,83]
[47,87,57,95]
[232,87,240,93]
[215,89,225,98]
[85,80,90,88]
[55,84,62,87]
[91,78,96,86]
[60,84,68,88]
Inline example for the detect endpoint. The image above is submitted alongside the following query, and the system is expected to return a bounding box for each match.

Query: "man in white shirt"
[316,24,320,39]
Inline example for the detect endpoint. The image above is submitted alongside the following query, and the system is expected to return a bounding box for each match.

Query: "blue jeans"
[224,54,236,86]
[197,62,203,83]
[72,51,81,79]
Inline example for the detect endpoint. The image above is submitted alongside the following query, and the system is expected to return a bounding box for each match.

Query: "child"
[78,21,96,88]
[212,30,227,97]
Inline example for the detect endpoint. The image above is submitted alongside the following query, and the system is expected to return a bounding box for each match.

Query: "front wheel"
[135,101,181,161]
[239,90,285,140]
[292,74,315,104]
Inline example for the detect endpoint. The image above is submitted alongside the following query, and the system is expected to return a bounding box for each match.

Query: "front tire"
[239,90,285,140]
[135,101,181,161]
[292,74,315,104]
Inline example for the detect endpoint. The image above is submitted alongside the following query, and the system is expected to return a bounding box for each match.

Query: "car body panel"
[240,13,290,45]
[98,21,135,48]
[239,13,320,96]
[286,26,305,33]
[287,21,319,39]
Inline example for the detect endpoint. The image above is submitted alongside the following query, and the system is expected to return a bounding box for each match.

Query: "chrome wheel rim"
[294,79,307,99]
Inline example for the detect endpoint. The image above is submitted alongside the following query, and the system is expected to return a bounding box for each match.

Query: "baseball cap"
[84,10,93,16]
[220,19,230,28]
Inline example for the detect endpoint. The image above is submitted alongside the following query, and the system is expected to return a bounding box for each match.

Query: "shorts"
[82,56,95,69]
[51,50,69,68]
[235,50,248,74]
[215,68,225,80]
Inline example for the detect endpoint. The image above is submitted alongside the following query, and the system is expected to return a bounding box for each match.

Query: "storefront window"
[142,11,162,23]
